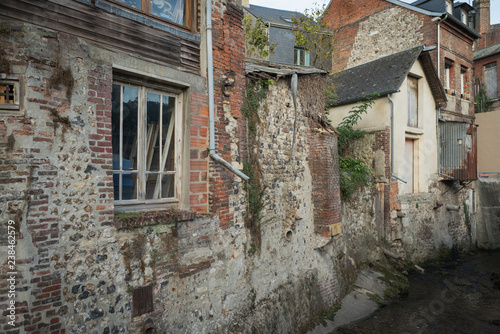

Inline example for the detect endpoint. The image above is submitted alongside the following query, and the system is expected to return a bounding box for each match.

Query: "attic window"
[294,47,310,66]
[446,0,453,14]
[461,9,467,24]
[282,16,293,23]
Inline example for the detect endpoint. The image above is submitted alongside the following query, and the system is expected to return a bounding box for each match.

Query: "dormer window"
[446,0,453,14]
[461,9,467,24]
[294,47,310,66]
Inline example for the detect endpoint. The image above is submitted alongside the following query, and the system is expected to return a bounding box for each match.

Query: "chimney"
[241,0,250,8]
[474,0,490,47]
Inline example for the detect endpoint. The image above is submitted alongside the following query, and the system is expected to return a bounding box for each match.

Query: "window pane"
[115,0,142,10]
[122,173,138,200]
[145,173,161,200]
[485,63,497,99]
[294,48,299,65]
[161,174,175,198]
[112,84,139,201]
[122,86,139,170]
[147,92,161,172]
[407,77,418,127]
[151,0,184,25]
[0,84,15,104]
[162,95,175,172]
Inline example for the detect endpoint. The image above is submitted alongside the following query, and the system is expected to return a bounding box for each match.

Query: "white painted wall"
[327,59,439,193]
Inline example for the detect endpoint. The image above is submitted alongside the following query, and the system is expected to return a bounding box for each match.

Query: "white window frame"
[112,80,184,210]
[444,65,450,90]
[460,66,467,95]
[461,9,467,25]
[446,0,453,14]
[407,75,420,128]
[294,47,310,66]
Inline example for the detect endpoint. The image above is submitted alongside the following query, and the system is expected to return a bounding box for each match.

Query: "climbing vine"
[336,93,379,200]
[474,79,494,113]
[241,78,273,254]
[241,78,272,134]
[291,3,334,71]
[244,16,276,59]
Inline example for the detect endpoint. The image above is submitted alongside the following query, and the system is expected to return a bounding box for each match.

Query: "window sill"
[405,127,423,137]
[114,208,197,230]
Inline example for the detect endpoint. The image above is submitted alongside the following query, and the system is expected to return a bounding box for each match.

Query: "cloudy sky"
[249,0,500,25]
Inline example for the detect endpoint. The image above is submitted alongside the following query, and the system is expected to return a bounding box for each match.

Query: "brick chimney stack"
[474,0,490,48]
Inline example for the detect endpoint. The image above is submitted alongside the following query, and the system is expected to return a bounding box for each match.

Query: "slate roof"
[330,45,446,107]
[405,0,481,38]
[474,43,500,61]
[245,5,302,27]
[410,0,445,13]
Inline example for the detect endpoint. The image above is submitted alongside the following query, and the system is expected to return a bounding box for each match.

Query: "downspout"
[388,94,406,184]
[206,0,249,181]
[435,14,453,179]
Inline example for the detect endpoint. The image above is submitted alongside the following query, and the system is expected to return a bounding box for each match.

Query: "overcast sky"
[249,0,500,25]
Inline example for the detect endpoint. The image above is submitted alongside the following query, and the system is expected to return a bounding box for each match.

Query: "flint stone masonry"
[349,7,424,68]
[0,1,368,332]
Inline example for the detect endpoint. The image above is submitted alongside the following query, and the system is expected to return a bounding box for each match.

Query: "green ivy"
[244,16,276,58]
[474,80,494,113]
[337,93,378,200]
[242,161,265,223]
[241,79,270,134]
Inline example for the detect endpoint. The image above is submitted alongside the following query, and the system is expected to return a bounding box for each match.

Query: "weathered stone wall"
[476,178,500,249]
[391,182,474,263]
[348,7,424,68]
[0,2,361,333]
[338,130,474,264]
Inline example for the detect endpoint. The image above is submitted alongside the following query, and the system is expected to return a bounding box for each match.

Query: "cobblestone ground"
[333,249,500,334]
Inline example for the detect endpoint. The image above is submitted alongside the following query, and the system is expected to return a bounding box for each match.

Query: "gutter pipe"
[434,15,453,180]
[206,0,249,181]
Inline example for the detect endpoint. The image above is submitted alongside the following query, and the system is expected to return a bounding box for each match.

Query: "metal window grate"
[132,285,154,317]
[0,84,15,104]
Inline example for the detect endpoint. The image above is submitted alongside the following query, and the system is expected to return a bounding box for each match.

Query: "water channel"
[333,249,500,334]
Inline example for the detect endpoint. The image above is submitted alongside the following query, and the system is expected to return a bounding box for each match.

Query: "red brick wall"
[474,53,500,111]
[324,0,391,72]
[323,0,391,30]
[189,92,210,214]
[439,23,475,113]
[485,26,500,47]
[209,1,247,229]
[308,130,341,237]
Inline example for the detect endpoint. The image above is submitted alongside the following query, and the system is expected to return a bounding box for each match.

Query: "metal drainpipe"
[435,14,453,179]
[206,0,249,181]
[436,15,447,79]
[388,94,406,184]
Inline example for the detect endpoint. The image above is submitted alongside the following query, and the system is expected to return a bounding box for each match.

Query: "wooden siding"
[0,0,201,74]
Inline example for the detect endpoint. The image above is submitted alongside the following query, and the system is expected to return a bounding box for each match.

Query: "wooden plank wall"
[0,0,201,74]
